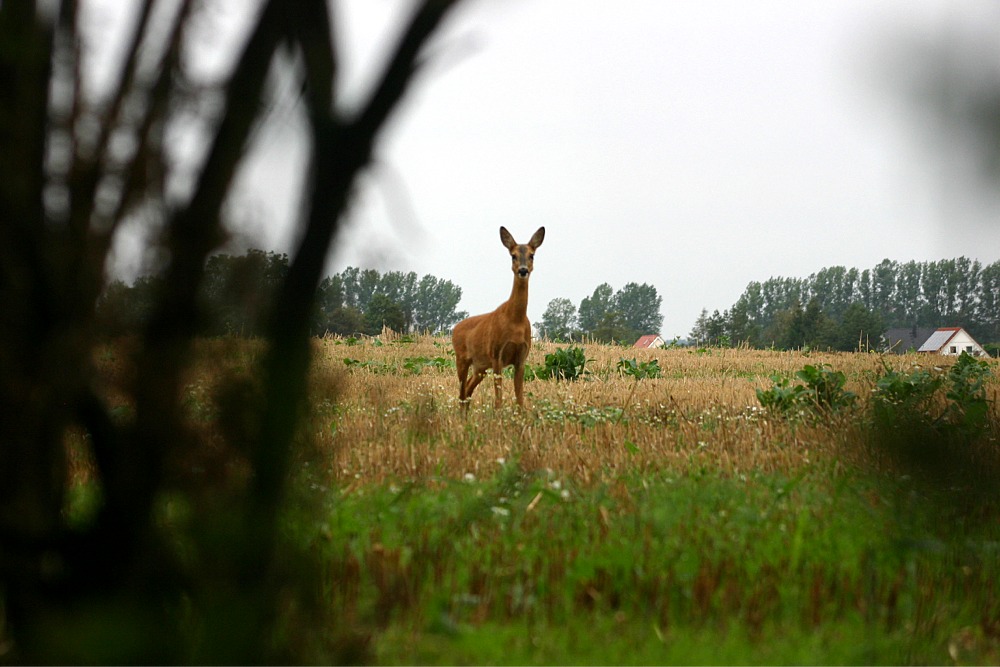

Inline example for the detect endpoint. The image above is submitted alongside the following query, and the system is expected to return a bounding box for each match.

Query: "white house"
[917,327,989,357]
[633,334,665,349]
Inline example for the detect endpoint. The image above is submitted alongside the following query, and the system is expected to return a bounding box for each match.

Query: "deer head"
[500,226,545,279]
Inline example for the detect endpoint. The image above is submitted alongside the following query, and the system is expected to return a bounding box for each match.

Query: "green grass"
[292,462,1000,665]
[375,616,916,665]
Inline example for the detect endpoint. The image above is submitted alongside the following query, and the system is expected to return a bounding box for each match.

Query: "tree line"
[536,282,663,343]
[690,257,1000,350]
[98,249,468,337]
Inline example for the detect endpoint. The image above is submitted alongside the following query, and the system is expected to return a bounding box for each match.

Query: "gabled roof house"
[917,327,988,357]
[885,326,988,356]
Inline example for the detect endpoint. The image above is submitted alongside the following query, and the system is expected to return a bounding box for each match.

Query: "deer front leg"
[513,362,526,408]
[492,364,504,410]
[464,368,486,401]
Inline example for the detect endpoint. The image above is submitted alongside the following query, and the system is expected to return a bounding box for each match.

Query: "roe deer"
[452,226,545,410]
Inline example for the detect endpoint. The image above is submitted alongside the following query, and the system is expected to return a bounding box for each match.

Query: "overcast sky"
[104,0,1000,339]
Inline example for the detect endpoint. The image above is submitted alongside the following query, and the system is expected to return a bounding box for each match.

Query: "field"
[83,336,1000,664]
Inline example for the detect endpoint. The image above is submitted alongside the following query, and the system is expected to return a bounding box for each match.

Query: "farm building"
[917,327,988,357]
[633,334,665,349]
[884,327,988,356]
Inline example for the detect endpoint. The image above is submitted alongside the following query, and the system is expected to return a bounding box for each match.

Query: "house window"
[967,346,973,353]
[950,346,957,354]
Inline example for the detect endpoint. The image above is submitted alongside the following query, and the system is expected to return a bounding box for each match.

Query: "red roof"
[633,335,663,348]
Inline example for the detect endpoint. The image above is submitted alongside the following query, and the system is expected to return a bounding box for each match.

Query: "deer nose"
[518,267,529,277]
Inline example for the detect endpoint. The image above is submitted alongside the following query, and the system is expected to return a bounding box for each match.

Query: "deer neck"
[504,275,530,319]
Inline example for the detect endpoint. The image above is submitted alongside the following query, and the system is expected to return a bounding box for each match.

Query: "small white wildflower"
[496,457,506,465]
[560,489,570,501]
[463,472,476,483]
[491,506,510,517]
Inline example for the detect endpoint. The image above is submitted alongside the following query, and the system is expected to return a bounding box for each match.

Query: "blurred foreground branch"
[0,0,461,662]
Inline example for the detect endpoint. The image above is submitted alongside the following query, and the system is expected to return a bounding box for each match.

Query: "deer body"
[452,226,545,409]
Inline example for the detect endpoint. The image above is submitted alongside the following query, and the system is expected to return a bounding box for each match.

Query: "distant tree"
[591,311,633,344]
[895,260,925,327]
[728,298,759,346]
[769,302,807,349]
[689,308,728,346]
[613,282,663,340]
[313,275,368,336]
[412,274,465,334]
[326,267,465,334]
[578,283,615,335]
[199,250,289,335]
[978,263,1000,342]
[801,298,837,349]
[364,293,406,334]
[319,306,365,336]
[95,275,163,336]
[315,275,345,318]
[538,298,578,340]
[953,257,981,323]
[689,309,710,345]
[339,266,362,308]
[577,281,663,342]
[705,310,729,346]
[95,280,136,336]
[378,270,418,330]
[833,303,884,351]
[356,268,382,313]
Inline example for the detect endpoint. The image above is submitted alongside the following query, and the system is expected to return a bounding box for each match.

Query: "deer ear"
[528,227,545,250]
[499,226,516,250]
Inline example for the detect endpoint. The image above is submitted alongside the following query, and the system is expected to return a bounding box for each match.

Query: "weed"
[536,346,589,381]
[756,363,856,420]
[402,356,455,374]
[871,353,992,439]
[870,363,942,430]
[794,363,857,412]
[343,357,392,374]
[755,374,808,417]
[944,352,993,435]
[617,357,662,380]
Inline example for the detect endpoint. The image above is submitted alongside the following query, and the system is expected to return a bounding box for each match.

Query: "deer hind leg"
[457,357,471,402]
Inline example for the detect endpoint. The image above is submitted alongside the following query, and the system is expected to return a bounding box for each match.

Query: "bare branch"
[127,0,290,549]
[288,0,337,117]
[357,0,460,137]
[249,0,463,551]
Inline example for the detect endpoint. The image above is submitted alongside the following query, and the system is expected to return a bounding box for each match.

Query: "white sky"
[104,0,1000,339]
